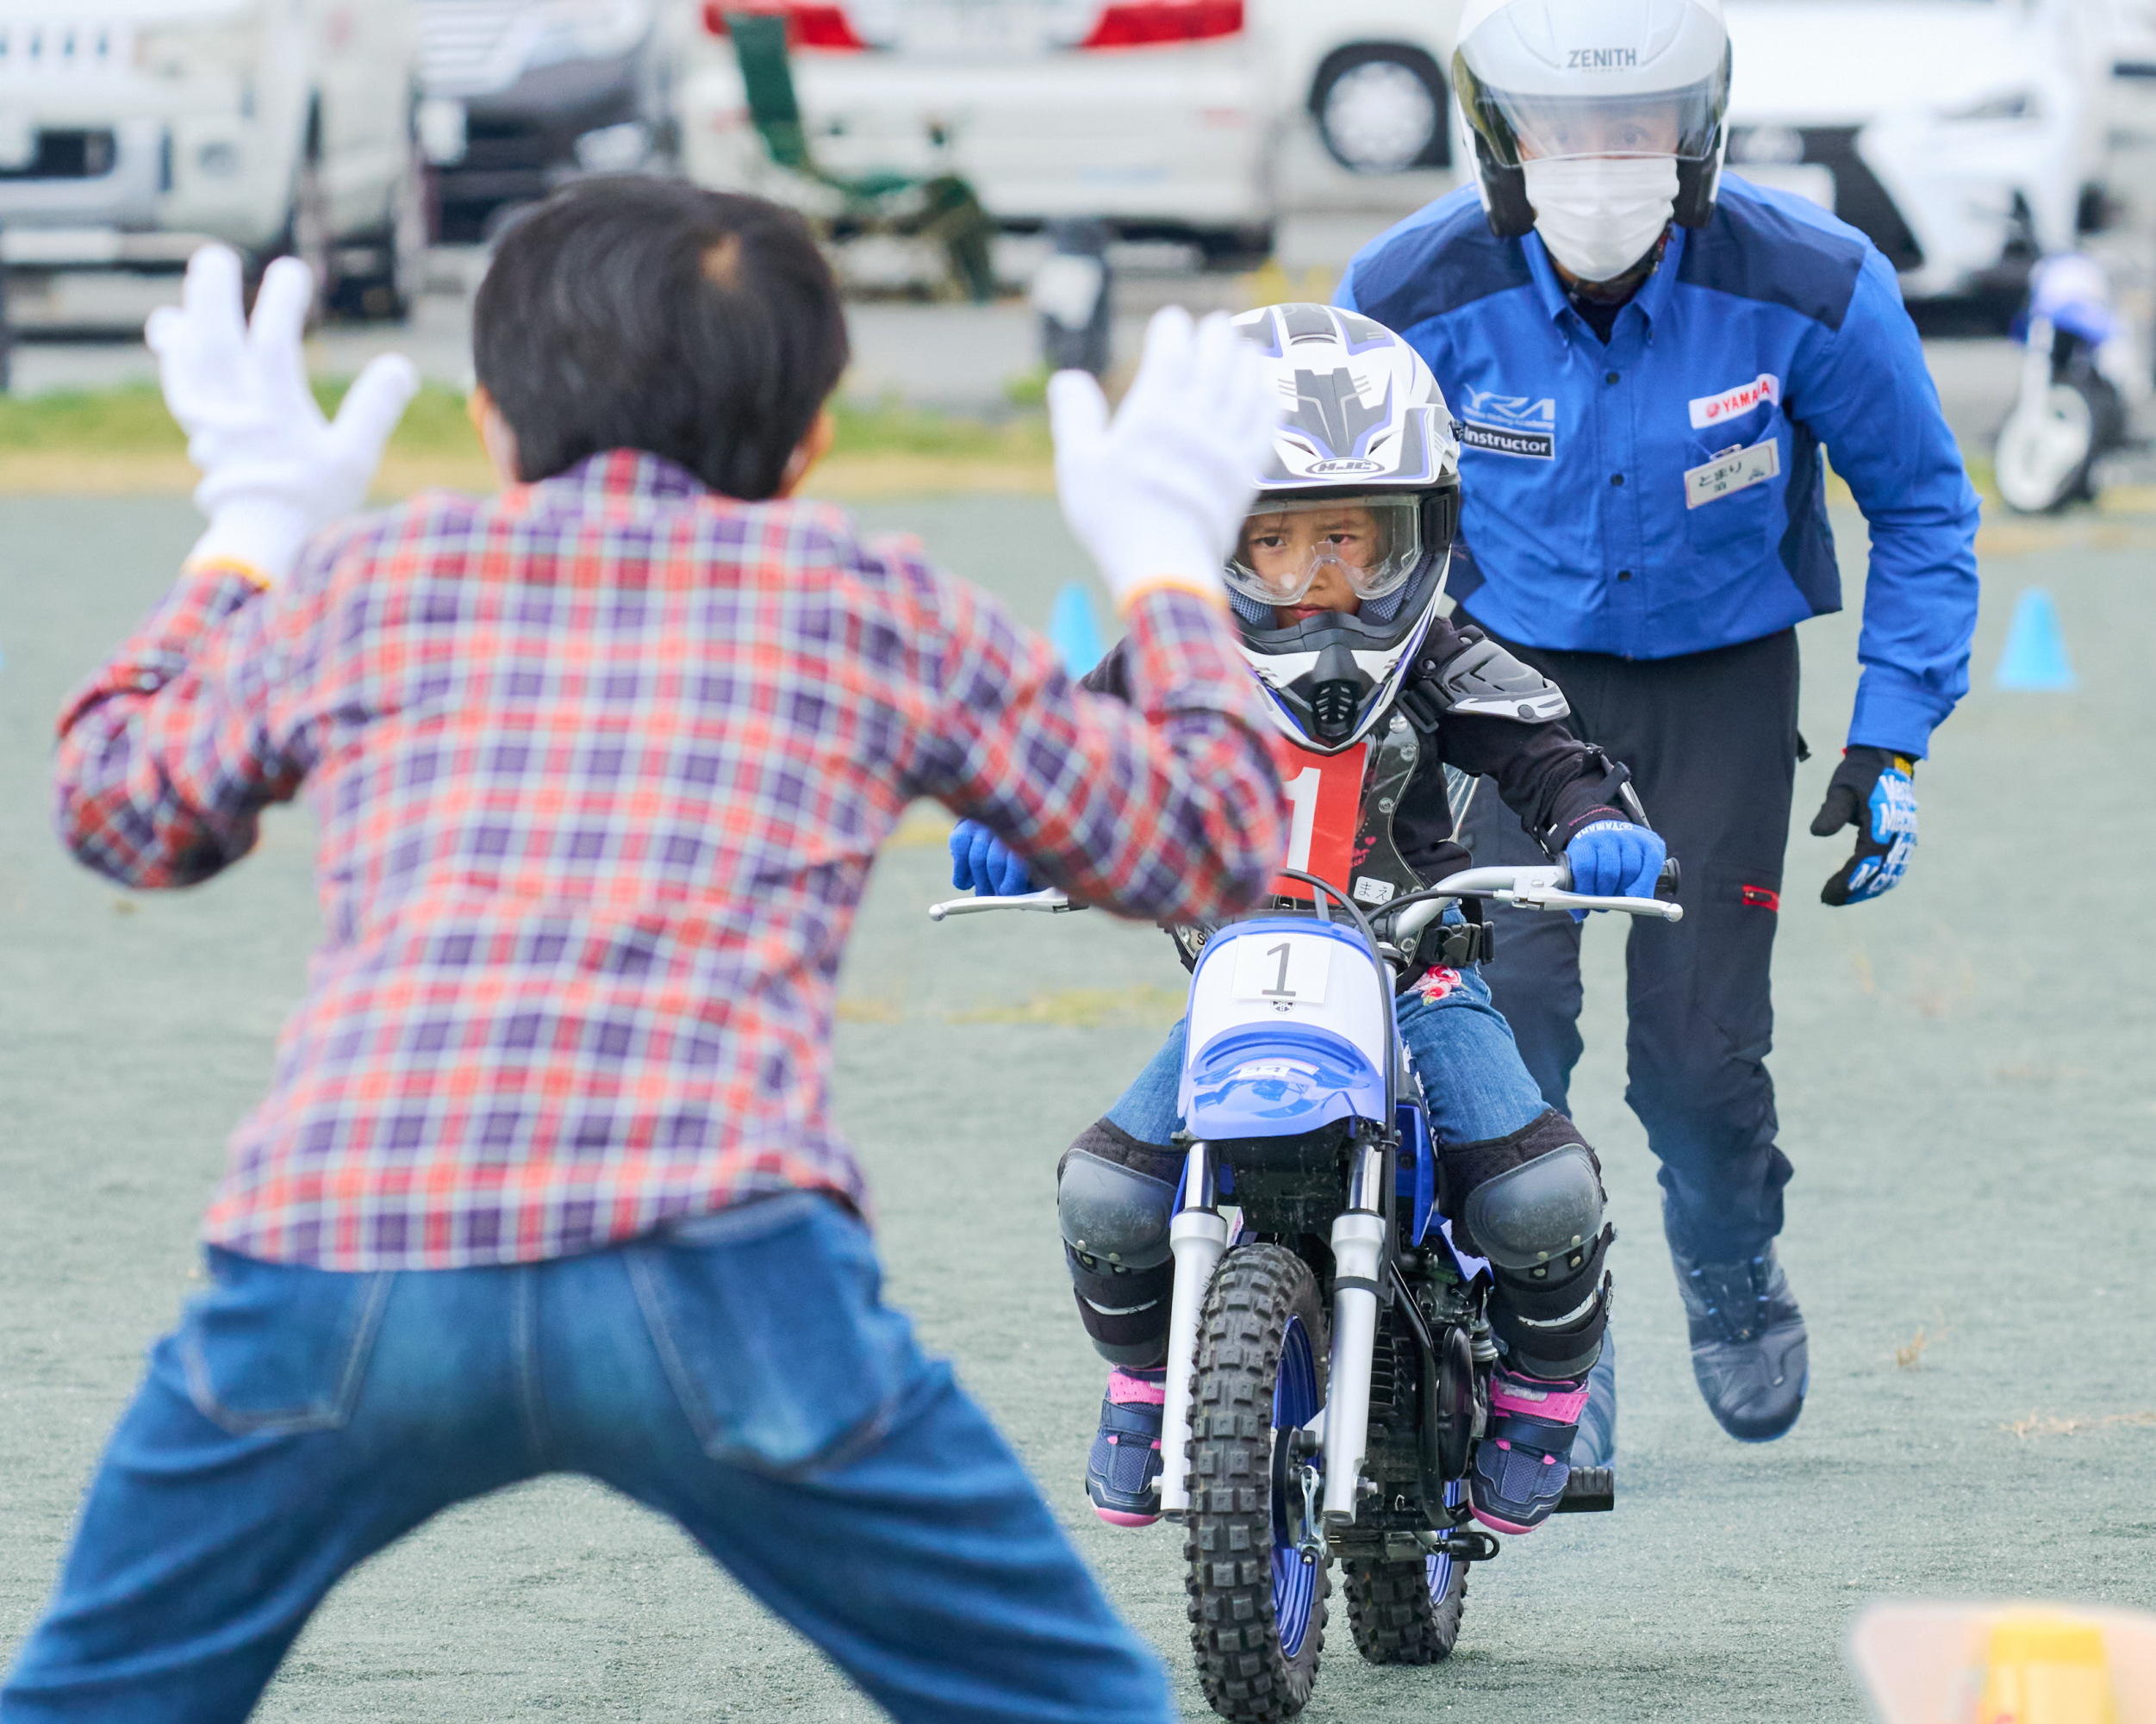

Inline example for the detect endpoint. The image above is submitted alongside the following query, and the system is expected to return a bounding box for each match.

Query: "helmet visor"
[1225,495,1424,610]
[1458,71,1727,167]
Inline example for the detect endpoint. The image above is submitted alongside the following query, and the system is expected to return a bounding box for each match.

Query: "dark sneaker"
[1086,1368,1166,1528]
[1572,1332,1617,1472]
[1673,1242,1808,1442]
[1470,1370,1588,1534]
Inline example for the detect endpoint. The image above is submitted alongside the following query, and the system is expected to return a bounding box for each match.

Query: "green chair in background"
[720,9,997,302]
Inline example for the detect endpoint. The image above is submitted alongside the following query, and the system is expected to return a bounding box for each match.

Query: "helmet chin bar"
[1303,644,1373,744]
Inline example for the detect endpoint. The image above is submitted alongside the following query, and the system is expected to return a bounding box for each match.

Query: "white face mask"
[1521,155,1679,284]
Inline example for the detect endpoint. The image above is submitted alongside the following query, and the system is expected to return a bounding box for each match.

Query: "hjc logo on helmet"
[1310,458,1384,476]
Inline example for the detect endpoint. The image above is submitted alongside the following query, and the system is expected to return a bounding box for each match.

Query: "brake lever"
[926,888,1077,922]
[1504,881,1684,922]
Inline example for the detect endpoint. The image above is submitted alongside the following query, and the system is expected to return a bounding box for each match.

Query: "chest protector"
[1172,707,1455,970]
[1266,714,1427,911]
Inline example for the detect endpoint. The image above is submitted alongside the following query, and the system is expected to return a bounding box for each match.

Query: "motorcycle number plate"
[1231,931,1331,1007]
[1271,738,1368,902]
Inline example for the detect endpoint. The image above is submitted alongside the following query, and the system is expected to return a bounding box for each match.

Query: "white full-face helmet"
[1227,303,1461,755]
[1454,0,1731,276]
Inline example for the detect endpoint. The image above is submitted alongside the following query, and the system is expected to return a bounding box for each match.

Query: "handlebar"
[925,864,1681,929]
[1385,863,1682,947]
[925,887,1078,921]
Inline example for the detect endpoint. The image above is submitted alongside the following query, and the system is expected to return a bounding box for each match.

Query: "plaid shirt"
[56,451,1282,1270]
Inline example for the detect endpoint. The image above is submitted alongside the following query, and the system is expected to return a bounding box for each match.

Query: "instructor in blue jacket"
[1337,0,1979,1448]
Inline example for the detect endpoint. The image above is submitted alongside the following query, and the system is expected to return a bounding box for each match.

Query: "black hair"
[472,177,850,501]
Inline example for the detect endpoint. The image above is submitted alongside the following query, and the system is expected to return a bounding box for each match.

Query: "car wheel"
[331,141,428,323]
[1312,47,1449,176]
[250,146,332,324]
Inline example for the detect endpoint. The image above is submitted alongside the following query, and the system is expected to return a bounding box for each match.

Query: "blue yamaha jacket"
[1337,174,1980,757]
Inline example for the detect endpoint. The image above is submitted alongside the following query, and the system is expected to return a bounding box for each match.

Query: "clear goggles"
[1458,75,1726,168]
[1224,495,1423,610]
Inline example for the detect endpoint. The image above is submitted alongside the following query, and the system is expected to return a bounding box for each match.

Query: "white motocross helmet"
[1228,303,1461,755]
[1454,0,1732,242]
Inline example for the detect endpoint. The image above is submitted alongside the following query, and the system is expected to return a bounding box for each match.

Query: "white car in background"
[0,0,424,318]
[678,0,1467,266]
[1721,0,2109,306]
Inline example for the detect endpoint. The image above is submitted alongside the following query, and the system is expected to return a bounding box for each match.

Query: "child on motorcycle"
[950,304,1667,1535]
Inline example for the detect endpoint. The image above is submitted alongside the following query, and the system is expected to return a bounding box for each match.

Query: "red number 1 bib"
[1268,736,1368,902]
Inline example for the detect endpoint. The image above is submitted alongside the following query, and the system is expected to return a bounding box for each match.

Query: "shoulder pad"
[1431,632,1569,723]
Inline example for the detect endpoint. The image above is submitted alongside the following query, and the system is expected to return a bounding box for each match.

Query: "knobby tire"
[1184,1244,1328,1721]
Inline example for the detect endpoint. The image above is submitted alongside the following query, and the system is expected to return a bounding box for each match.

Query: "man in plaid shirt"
[7,181,1284,1722]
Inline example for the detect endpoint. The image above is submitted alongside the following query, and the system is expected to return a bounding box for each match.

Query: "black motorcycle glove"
[1809,746,1918,906]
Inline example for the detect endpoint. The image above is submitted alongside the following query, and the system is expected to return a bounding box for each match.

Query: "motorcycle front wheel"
[1184,1243,1330,1721]
[1995,377,2110,513]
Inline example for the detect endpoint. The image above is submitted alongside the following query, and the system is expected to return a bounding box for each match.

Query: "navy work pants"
[1459,625,1800,1262]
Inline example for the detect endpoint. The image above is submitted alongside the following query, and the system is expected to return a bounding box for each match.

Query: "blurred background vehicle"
[677,0,1467,276]
[0,0,425,321]
[414,0,677,243]
[1993,251,2141,511]
[1720,0,2113,313]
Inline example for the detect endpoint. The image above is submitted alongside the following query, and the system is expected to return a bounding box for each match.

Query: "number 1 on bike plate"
[1232,934,1331,1006]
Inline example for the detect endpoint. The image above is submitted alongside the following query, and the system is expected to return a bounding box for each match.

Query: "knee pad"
[1058,1122,1180,1369]
[1462,1140,1604,1272]
[1449,1113,1612,1380]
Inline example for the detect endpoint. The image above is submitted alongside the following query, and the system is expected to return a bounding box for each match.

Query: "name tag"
[1685,437,1780,508]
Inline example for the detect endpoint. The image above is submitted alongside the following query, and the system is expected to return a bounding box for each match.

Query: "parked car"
[0,0,424,319]
[1721,0,2111,307]
[414,0,676,242]
[677,0,1466,267]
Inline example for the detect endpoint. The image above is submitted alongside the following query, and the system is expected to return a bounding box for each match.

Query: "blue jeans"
[1,1194,1172,1724]
[1107,960,1548,1151]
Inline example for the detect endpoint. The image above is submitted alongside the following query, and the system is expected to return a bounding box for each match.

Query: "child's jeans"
[1,1194,1173,1724]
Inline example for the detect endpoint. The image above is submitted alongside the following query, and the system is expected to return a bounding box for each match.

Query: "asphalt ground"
[2,489,2153,1721]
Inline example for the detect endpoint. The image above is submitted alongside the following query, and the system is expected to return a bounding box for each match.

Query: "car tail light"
[700,3,868,50]
[1078,0,1243,48]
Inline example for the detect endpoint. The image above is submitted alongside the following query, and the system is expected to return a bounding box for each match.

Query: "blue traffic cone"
[1994,588,2076,692]
[1049,582,1105,676]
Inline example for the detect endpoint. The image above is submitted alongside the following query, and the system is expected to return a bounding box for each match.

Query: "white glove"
[1046,306,1279,613]
[146,245,419,587]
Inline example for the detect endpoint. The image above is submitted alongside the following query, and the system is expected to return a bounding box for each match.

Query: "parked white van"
[0,0,424,318]
[1722,0,2111,306]
[677,0,1467,266]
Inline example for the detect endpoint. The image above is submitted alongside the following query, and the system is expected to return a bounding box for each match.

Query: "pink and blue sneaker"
[1470,1367,1589,1534]
[1086,1367,1166,1527]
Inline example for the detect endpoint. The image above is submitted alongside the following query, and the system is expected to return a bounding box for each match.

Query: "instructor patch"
[1457,389,1556,460]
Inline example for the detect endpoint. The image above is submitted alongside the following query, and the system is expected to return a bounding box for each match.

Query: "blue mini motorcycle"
[934,858,1680,1721]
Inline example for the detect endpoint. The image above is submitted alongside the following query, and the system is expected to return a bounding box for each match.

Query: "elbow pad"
[1403,627,1570,729]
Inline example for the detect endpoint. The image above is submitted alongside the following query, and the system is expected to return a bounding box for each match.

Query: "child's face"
[1238,506,1379,627]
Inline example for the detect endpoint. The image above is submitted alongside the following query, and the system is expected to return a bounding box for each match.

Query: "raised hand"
[1045,306,1279,612]
[146,245,419,586]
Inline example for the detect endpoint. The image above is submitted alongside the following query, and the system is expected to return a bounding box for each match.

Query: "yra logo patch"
[1567,46,1639,67]
[1457,388,1557,460]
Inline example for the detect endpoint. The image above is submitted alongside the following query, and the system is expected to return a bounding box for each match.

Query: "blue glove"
[948,818,1036,897]
[1810,747,1916,906]
[1564,819,1668,910]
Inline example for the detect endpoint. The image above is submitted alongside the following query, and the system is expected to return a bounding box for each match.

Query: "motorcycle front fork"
[1156,1136,1388,1528]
